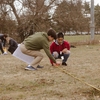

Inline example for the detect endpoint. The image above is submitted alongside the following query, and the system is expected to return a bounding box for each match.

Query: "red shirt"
[50,40,70,64]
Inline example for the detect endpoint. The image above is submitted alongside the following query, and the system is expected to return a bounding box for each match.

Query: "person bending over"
[20,29,60,71]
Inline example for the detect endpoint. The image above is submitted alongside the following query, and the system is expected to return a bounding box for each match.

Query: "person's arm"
[43,41,61,66]
[64,41,70,50]
[43,42,56,63]
[61,41,70,53]
[62,48,68,53]
[50,43,55,65]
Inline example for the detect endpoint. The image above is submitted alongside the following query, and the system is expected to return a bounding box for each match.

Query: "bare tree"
[52,0,90,35]
[0,0,57,41]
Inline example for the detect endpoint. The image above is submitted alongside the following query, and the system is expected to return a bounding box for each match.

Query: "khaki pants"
[20,43,43,68]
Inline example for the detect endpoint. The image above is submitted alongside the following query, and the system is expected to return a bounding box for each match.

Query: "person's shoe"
[37,65,44,68]
[2,52,7,55]
[62,62,67,66]
[25,66,37,71]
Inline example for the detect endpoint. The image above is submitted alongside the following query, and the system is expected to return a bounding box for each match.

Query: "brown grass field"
[0,35,100,100]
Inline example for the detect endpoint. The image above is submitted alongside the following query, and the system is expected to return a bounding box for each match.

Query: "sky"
[86,0,100,5]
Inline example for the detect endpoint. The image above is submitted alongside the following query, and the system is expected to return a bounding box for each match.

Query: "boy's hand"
[53,62,61,67]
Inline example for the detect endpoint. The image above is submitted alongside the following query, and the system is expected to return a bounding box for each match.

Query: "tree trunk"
[9,3,21,25]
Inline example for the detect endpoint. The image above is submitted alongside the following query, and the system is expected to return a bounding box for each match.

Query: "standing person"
[5,36,18,54]
[0,34,7,54]
[50,32,70,66]
[20,29,59,71]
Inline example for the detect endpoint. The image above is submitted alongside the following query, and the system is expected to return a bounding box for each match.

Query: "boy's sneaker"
[25,66,37,71]
[37,65,44,68]
[62,62,67,66]
[1,52,7,55]
[3,52,7,55]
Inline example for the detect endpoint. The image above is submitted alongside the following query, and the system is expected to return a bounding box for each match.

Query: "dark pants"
[0,42,4,54]
[8,38,18,54]
[53,51,70,63]
[8,46,18,54]
[58,53,70,63]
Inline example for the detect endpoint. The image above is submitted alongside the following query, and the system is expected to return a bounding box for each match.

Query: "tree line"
[0,0,100,41]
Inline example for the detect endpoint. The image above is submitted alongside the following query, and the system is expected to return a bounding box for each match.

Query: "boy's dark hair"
[3,34,8,38]
[57,32,64,38]
[47,29,56,39]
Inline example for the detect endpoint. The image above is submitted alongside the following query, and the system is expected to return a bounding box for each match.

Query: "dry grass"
[65,34,100,46]
[0,43,100,100]
[65,34,100,43]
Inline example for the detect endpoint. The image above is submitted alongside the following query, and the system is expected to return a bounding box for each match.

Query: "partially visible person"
[0,34,7,54]
[50,32,70,66]
[5,36,18,54]
[20,29,60,71]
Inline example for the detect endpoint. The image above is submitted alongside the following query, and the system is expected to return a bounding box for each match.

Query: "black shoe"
[62,62,67,66]
[37,65,44,68]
